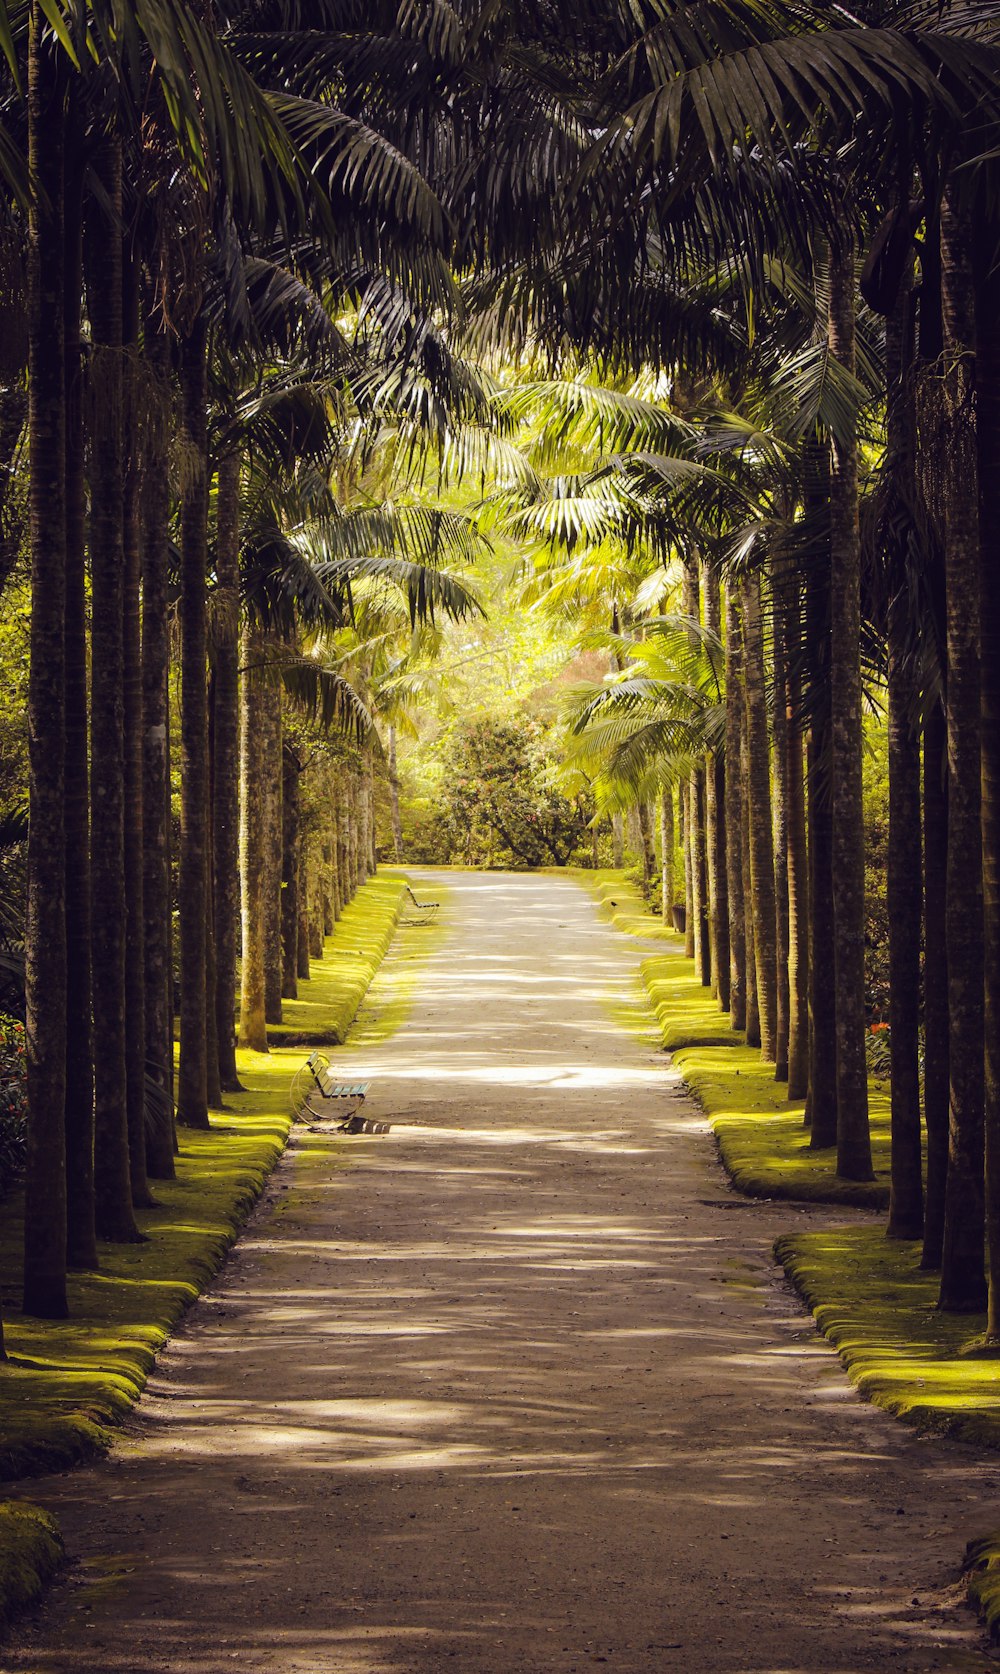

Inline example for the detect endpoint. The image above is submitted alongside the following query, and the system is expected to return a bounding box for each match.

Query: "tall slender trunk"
[682,784,694,957]
[978,252,1000,1334]
[388,725,403,861]
[770,571,790,1081]
[637,801,656,902]
[281,742,300,999]
[660,789,675,927]
[297,832,312,981]
[87,139,141,1236]
[938,194,986,1310]
[204,705,222,1113]
[827,234,873,1181]
[740,715,760,1049]
[238,626,268,1051]
[176,316,210,1129]
[779,564,809,1100]
[62,117,96,1268]
[213,451,243,1092]
[741,575,777,1060]
[122,256,152,1205]
[724,585,746,1031]
[263,666,284,1026]
[806,484,838,1142]
[885,282,923,1241]
[922,705,949,1267]
[612,814,624,869]
[23,9,69,1316]
[703,567,729,1009]
[141,299,176,1177]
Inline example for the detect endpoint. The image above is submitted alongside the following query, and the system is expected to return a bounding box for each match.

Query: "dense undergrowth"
[0,870,412,1635]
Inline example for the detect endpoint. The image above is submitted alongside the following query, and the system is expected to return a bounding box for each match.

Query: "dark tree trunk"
[885,284,924,1242]
[938,194,987,1312]
[741,575,777,1060]
[281,742,300,999]
[805,459,838,1143]
[176,316,210,1130]
[682,784,694,958]
[637,800,656,903]
[122,256,152,1206]
[297,835,312,981]
[660,789,675,927]
[724,585,746,1031]
[703,565,729,1010]
[770,571,790,1082]
[62,117,96,1269]
[778,564,809,1101]
[238,627,268,1051]
[827,234,873,1182]
[740,714,760,1050]
[263,667,284,1026]
[213,451,243,1092]
[204,698,222,1112]
[977,251,1000,1334]
[921,705,949,1267]
[23,8,69,1316]
[140,299,176,1179]
[86,138,141,1239]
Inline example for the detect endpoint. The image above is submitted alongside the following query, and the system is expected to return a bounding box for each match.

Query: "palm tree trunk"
[740,575,777,1060]
[921,704,949,1268]
[660,789,675,927]
[770,574,790,1082]
[62,116,96,1269]
[122,256,152,1205]
[141,299,177,1176]
[281,742,300,1000]
[724,584,746,1031]
[740,716,760,1050]
[238,626,268,1051]
[23,8,69,1316]
[87,138,142,1235]
[204,710,222,1113]
[779,566,809,1100]
[637,801,656,901]
[682,784,694,957]
[388,725,403,860]
[703,566,729,1009]
[263,662,284,1027]
[213,450,243,1092]
[978,253,1000,1334]
[828,233,873,1182]
[885,286,923,1242]
[938,193,987,1311]
[176,315,210,1130]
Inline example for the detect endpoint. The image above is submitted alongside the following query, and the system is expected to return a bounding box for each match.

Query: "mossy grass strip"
[964,1534,1000,1639]
[587,868,891,1209]
[0,871,411,1483]
[0,1501,63,1633]
[265,871,409,1045]
[775,1226,1000,1446]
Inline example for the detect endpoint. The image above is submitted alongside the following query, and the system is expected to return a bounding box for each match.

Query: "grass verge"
[586,869,891,1209]
[0,1502,63,1632]
[964,1534,1000,1641]
[775,1227,1000,1445]
[264,871,408,1045]
[0,870,411,1490]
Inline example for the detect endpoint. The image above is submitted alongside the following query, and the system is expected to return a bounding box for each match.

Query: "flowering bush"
[0,1012,26,1196]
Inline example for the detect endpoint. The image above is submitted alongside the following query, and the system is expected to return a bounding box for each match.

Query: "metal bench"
[404,883,440,923]
[290,1052,370,1127]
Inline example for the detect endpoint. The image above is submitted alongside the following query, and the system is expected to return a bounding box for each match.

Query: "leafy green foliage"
[440,717,591,869]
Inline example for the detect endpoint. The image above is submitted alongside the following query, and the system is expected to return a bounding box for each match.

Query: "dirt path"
[7,871,1000,1674]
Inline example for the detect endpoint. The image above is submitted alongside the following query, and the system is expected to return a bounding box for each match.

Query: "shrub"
[0,1013,25,1197]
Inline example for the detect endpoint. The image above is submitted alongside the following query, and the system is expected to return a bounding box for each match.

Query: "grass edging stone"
[0,870,411,1485]
[0,1501,63,1636]
[265,871,409,1046]
[964,1534,1000,1641]
[775,1226,1000,1446]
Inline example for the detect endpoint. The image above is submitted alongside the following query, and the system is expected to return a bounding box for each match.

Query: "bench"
[404,884,440,923]
[290,1052,370,1126]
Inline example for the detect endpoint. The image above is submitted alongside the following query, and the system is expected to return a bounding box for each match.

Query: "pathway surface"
[7,872,1000,1674]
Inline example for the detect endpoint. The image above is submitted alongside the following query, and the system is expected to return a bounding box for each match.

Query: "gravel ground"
[6,870,1000,1674]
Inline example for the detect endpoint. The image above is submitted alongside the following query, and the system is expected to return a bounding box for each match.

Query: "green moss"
[0,1500,63,1632]
[265,872,408,1045]
[964,1534,1000,1639]
[349,882,449,1048]
[775,1227,1000,1445]
[0,870,412,1483]
[587,871,890,1208]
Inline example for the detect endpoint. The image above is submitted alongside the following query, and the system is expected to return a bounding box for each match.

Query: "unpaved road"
[7,871,1000,1674]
